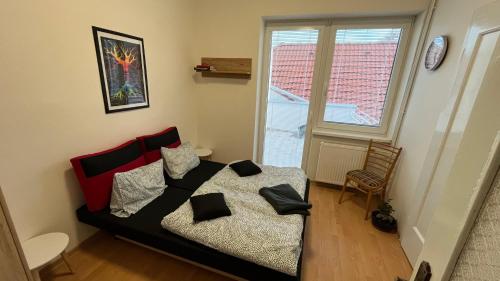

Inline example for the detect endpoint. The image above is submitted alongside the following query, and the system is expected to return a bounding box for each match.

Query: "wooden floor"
[41,183,412,281]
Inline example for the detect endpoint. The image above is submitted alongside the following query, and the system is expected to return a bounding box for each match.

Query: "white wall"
[0,0,198,249]
[191,0,429,164]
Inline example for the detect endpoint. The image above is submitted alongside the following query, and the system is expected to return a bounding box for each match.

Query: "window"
[257,19,412,165]
[316,20,412,136]
[324,28,401,126]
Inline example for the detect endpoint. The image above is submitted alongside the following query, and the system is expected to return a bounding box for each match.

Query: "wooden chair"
[338,140,402,219]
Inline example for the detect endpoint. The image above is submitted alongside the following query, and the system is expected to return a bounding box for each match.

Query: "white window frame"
[255,17,414,166]
[314,17,413,137]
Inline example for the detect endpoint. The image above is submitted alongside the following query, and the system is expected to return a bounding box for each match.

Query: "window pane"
[263,30,318,167]
[323,28,401,126]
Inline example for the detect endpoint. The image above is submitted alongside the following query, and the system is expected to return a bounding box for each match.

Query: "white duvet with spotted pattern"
[161,164,307,276]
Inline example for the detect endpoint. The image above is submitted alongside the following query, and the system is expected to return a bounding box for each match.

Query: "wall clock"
[424,35,448,71]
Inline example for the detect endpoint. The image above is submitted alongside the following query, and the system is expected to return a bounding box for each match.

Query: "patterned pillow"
[161,142,200,179]
[110,159,166,218]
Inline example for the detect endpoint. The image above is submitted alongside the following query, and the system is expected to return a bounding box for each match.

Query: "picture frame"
[92,26,149,113]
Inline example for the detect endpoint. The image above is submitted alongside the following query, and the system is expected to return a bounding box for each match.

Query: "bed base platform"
[76,160,309,281]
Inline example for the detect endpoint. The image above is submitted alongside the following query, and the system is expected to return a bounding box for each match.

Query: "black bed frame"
[76,160,310,281]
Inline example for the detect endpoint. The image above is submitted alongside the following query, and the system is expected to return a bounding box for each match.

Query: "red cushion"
[137,127,181,163]
[70,140,146,212]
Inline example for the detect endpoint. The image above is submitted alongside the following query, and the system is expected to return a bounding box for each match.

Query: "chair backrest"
[362,139,402,182]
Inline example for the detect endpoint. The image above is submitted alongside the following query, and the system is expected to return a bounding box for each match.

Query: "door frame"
[255,20,329,169]
[0,186,33,281]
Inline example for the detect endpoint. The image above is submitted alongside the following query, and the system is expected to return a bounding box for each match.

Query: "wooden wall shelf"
[197,57,251,79]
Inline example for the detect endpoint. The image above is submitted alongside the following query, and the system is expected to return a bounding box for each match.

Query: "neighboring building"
[271,43,398,125]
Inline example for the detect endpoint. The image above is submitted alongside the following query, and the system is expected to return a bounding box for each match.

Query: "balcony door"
[257,24,324,168]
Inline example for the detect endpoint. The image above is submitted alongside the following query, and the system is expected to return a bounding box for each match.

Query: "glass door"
[261,28,320,168]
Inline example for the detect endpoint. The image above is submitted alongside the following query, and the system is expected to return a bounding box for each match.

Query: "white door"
[402,0,500,276]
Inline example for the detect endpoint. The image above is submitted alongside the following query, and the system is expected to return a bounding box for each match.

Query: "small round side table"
[22,232,73,281]
[195,147,213,160]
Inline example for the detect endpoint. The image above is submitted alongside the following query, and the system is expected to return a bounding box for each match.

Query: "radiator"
[315,142,367,185]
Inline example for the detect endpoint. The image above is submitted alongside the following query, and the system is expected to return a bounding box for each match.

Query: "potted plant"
[371,199,397,233]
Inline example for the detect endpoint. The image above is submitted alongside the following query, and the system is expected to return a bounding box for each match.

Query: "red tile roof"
[271,43,398,123]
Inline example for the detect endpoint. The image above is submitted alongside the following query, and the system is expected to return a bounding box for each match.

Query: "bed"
[76,159,310,281]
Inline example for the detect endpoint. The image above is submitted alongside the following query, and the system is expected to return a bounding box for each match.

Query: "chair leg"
[365,191,373,220]
[338,177,349,204]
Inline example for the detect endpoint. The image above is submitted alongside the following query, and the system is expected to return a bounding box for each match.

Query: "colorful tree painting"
[101,38,146,106]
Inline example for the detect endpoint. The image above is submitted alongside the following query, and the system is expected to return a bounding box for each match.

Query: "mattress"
[76,160,309,281]
[162,165,307,275]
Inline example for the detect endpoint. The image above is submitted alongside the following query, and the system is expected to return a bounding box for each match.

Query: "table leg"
[31,269,41,281]
[61,252,74,273]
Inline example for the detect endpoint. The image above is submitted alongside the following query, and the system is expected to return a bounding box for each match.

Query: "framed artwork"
[92,26,149,113]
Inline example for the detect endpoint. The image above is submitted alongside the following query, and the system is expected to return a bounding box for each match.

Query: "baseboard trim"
[311,180,357,192]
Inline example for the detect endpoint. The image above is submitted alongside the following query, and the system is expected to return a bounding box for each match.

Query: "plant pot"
[371,210,398,233]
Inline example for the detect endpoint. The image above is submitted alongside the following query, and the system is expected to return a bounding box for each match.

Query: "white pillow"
[161,142,200,179]
[110,159,166,218]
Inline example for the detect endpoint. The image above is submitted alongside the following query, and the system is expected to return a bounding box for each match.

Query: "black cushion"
[165,160,226,191]
[229,160,262,177]
[142,127,180,151]
[79,140,143,177]
[190,193,231,222]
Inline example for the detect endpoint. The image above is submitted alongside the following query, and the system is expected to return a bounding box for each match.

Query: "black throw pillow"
[190,193,231,222]
[229,160,262,177]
